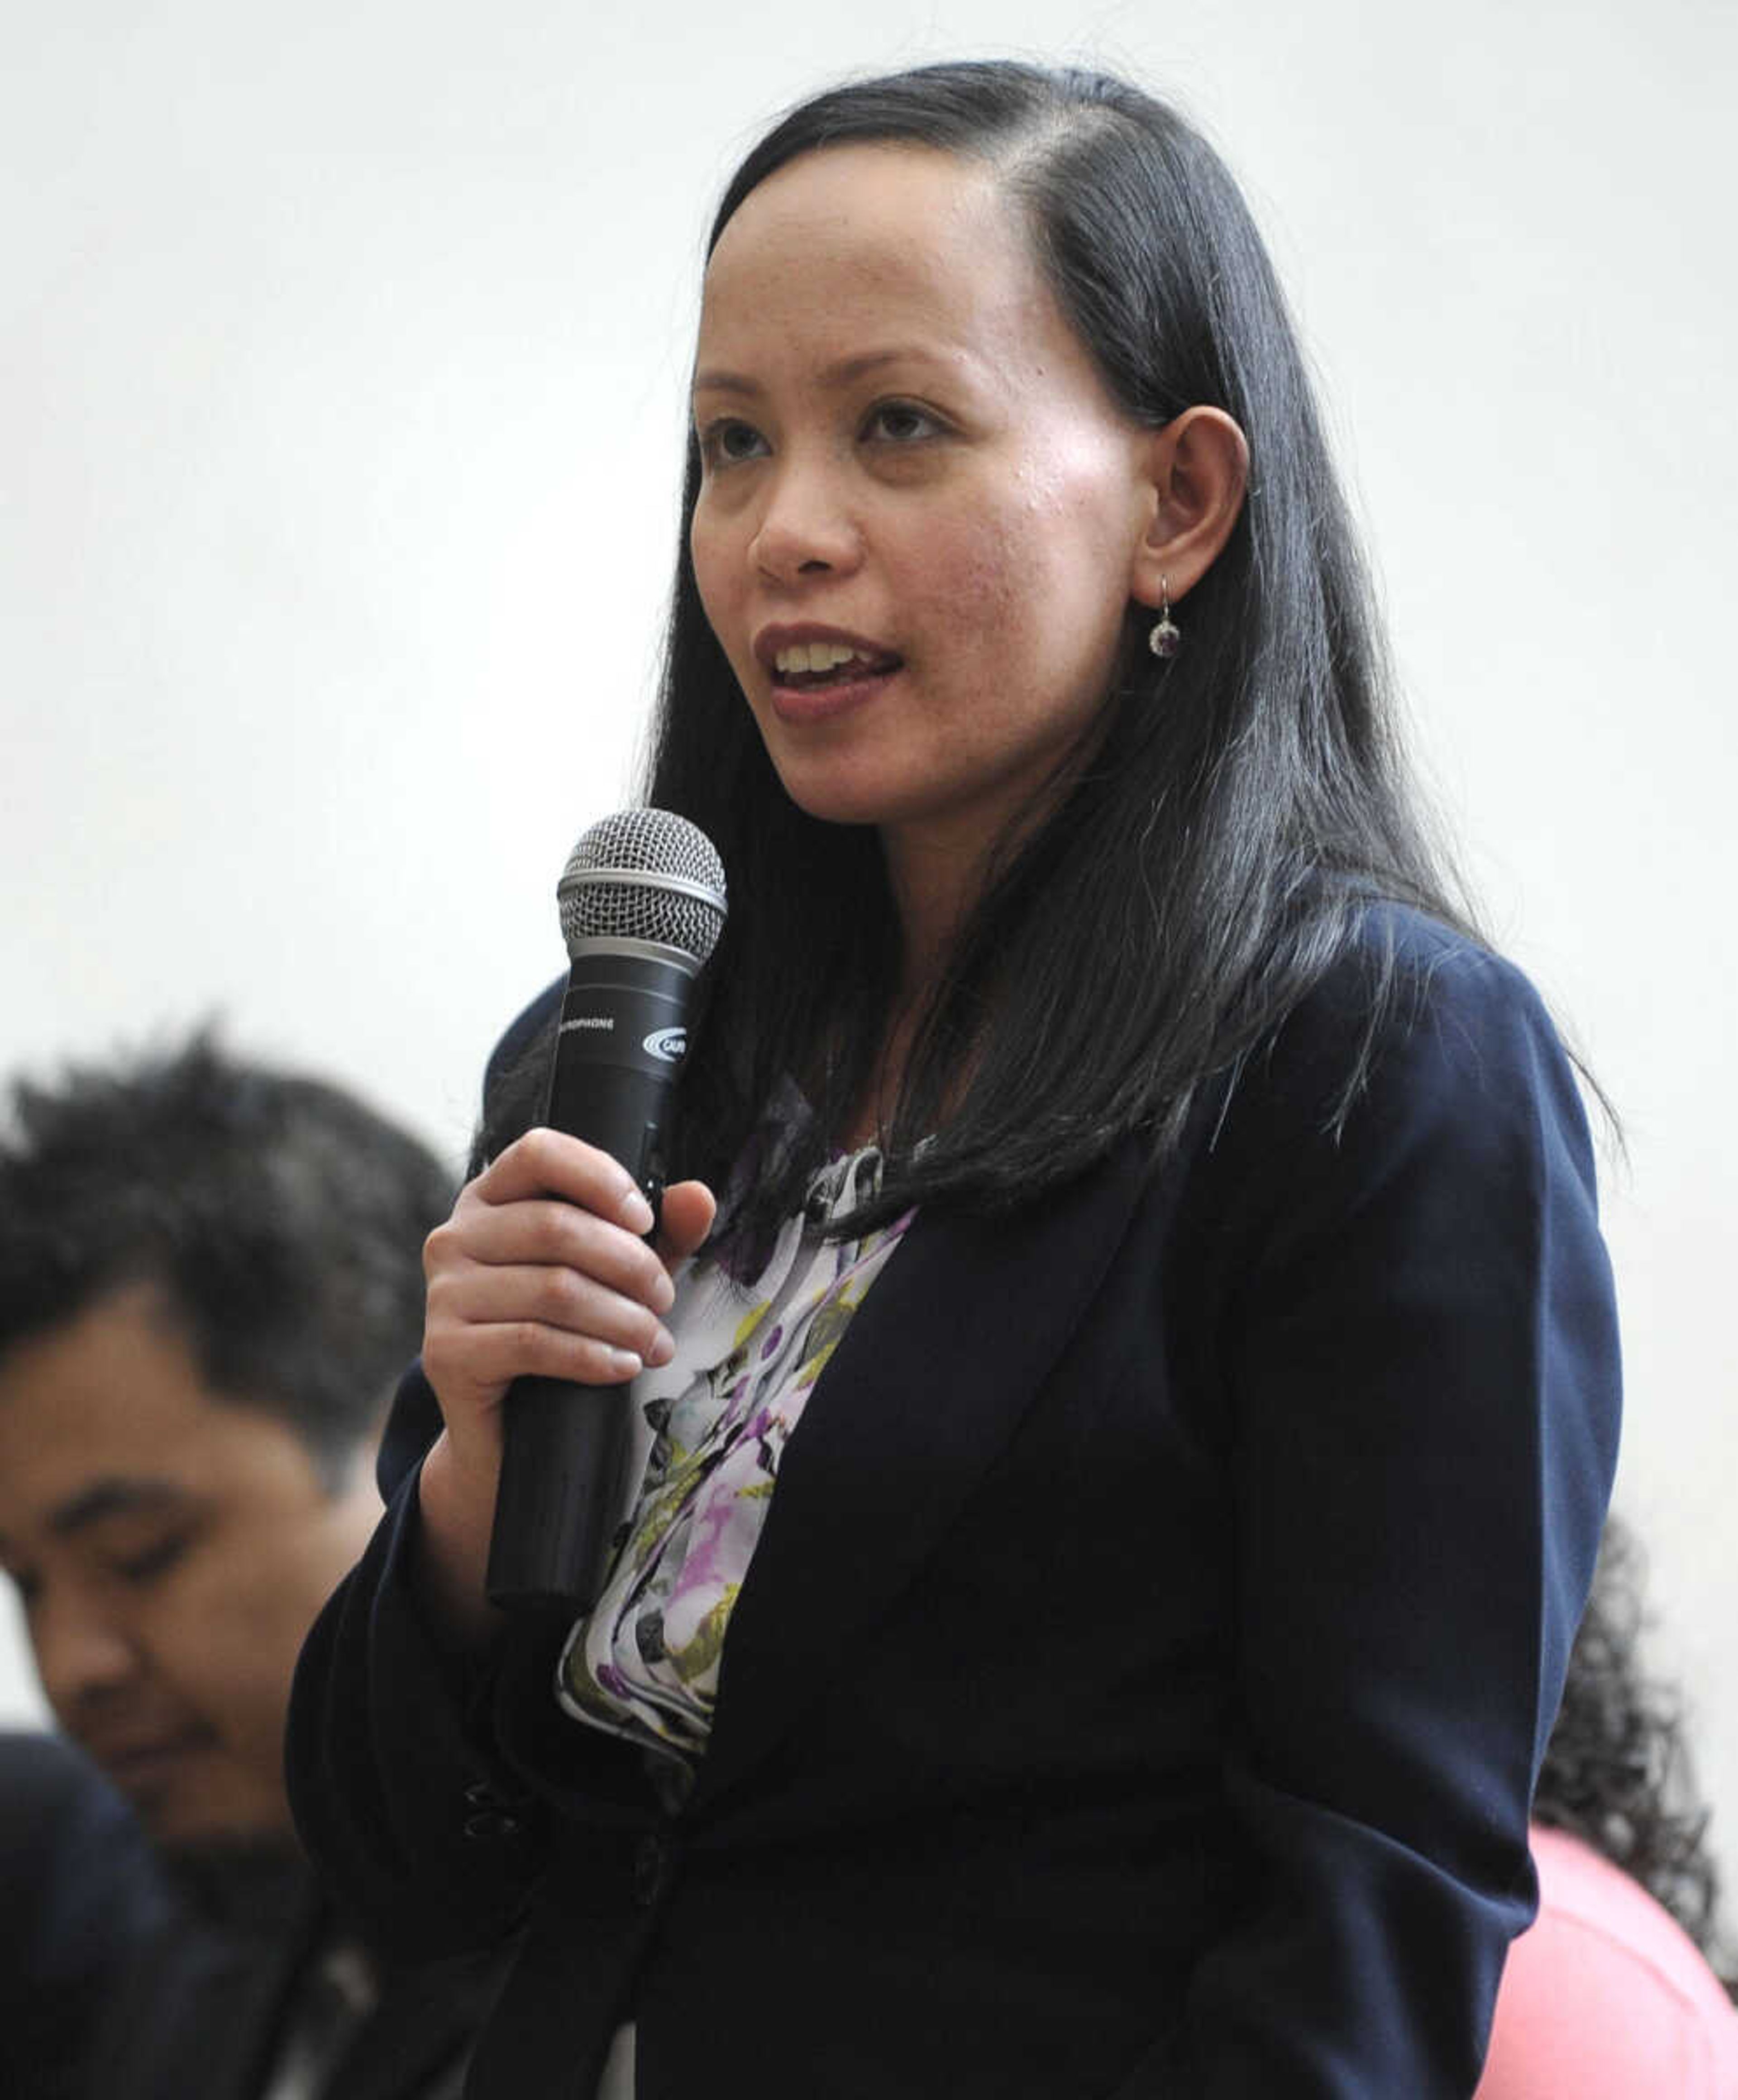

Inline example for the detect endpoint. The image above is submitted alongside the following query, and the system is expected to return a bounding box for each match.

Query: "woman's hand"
[412,1128,716,1642]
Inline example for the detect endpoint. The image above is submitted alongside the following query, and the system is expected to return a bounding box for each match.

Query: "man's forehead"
[0,1291,281,1541]
[0,1281,218,1419]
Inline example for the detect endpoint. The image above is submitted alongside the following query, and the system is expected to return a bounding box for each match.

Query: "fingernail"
[647,1328,675,1367]
[618,1188,655,1234]
[609,1347,644,1378]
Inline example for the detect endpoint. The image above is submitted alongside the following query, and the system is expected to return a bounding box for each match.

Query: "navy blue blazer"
[76,1865,503,2100]
[0,1729,497,2100]
[288,909,1621,2097]
[0,1731,176,2100]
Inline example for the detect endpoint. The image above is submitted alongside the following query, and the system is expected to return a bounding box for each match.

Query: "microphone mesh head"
[557,808,727,966]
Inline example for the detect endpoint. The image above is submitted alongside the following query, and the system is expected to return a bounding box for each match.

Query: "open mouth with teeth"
[772,640,903,690]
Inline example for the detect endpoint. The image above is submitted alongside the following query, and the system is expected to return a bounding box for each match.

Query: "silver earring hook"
[1148,576,1181,660]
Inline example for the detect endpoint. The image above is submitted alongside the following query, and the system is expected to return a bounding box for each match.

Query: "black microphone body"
[544,947,695,1193]
[487,812,726,1616]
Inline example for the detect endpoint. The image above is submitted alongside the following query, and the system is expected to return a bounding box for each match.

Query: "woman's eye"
[698,420,769,469]
[111,1536,189,1585]
[862,401,942,444]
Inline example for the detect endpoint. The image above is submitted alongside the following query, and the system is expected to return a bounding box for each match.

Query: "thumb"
[655,1179,716,1269]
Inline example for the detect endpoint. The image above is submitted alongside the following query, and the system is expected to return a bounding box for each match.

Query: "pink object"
[1477,1825,1738,2098]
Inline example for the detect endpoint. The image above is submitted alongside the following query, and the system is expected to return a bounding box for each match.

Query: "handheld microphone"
[486,808,727,1615]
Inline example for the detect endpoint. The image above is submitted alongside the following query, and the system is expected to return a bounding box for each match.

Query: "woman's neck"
[881,824,985,999]
[846,763,1091,1151]
[837,835,979,1152]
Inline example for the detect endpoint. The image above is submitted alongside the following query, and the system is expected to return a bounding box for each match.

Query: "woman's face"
[689,143,1157,878]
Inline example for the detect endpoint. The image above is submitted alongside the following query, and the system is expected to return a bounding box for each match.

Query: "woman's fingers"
[434,1193,675,1311]
[656,1179,718,1268]
[473,1125,655,1230]
[411,1136,720,1631]
[427,1256,673,1370]
[422,1244,675,1423]
[419,1132,719,1446]
[428,1307,661,1395]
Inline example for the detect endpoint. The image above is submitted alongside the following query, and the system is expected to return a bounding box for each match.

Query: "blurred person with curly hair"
[1478,1515,1738,2096]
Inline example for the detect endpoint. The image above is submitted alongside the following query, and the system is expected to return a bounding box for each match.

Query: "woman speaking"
[288,60,1622,2097]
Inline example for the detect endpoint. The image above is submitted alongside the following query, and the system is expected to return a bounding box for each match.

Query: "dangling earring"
[1148,578,1181,659]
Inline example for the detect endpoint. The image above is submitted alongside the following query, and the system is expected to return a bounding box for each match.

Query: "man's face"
[0,1281,380,1850]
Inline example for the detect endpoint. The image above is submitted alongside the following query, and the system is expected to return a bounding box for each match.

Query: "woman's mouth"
[770,639,902,692]
[767,658,901,725]
[754,627,904,724]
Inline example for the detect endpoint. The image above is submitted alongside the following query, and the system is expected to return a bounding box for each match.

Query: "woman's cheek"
[688,510,738,632]
[917,523,1033,657]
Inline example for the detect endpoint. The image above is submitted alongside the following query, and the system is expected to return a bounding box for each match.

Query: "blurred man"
[0,1034,501,2100]
[0,1728,176,2098]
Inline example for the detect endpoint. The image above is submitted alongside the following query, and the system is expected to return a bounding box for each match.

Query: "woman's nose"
[749,459,863,586]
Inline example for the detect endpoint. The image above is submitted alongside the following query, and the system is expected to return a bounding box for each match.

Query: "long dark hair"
[492,62,1474,1238]
[1536,1515,1734,1990]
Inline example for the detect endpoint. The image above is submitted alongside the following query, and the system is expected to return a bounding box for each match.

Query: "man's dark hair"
[0,1033,454,1481]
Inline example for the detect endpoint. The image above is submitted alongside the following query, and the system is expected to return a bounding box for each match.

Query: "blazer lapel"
[693,1142,1149,1808]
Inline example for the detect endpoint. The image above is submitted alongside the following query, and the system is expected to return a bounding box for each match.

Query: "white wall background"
[3,0,1733,1890]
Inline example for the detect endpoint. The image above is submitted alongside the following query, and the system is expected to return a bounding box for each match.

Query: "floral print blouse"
[556,1136,914,1793]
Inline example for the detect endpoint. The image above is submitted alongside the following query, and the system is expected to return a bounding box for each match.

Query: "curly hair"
[0,1031,454,1483]
[1535,1513,1734,1990]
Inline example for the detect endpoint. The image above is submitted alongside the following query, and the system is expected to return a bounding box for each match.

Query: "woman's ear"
[1129,406,1250,610]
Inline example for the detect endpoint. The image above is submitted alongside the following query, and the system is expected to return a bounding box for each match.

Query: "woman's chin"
[768,764,907,833]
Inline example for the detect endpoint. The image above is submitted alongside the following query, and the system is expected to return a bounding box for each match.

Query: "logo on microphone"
[643,1027,687,1064]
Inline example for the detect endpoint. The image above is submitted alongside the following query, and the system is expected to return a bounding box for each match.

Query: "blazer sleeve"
[1155,931,1622,2096]
[286,1370,550,1962]
[286,976,570,1960]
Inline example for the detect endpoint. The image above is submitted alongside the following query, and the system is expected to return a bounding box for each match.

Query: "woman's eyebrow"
[692,347,956,399]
